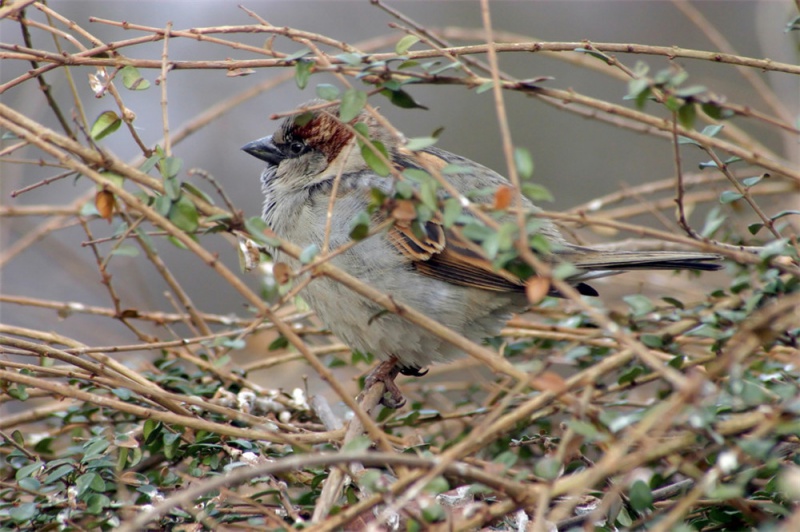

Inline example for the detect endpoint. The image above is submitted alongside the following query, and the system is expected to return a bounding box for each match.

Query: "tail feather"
[567,250,723,272]
[548,248,722,298]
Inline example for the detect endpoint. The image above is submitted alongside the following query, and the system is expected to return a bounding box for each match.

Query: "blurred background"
[1,0,798,395]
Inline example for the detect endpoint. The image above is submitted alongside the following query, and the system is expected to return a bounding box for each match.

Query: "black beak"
[241,135,283,166]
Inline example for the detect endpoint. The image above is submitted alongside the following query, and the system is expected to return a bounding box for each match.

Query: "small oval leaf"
[90,111,122,140]
[395,35,420,55]
[120,65,150,90]
[95,190,115,222]
[339,89,367,122]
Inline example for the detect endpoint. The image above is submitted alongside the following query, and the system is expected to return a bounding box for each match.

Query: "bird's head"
[242,99,397,190]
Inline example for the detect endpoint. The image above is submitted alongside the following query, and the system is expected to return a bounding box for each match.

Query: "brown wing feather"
[388,220,525,292]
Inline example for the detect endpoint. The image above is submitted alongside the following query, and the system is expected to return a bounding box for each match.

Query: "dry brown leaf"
[95,190,115,222]
[237,236,262,272]
[227,67,256,77]
[391,199,417,224]
[118,471,145,485]
[526,276,551,304]
[273,262,292,284]
[530,371,567,394]
[493,185,513,210]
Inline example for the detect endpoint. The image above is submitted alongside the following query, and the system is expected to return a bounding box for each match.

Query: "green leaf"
[421,503,446,523]
[616,506,633,527]
[164,176,181,200]
[299,243,319,264]
[626,77,650,100]
[663,95,682,112]
[461,220,493,242]
[719,190,743,204]
[90,111,122,140]
[316,83,340,101]
[359,138,391,177]
[398,59,419,69]
[395,180,413,199]
[334,52,363,66]
[423,476,450,495]
[295,59,313,89]
[8,384,29,401]
[182,181,215,205]
[340,89,367,122]
[534,456,562,480]
[18,477,41,492]
[44,463,74,483]
[566,419,604,441]
[402,168,432,184]
[662,296,684,309]
[82,438,110,461]
[634,86,652,109]
[282,48,310,62]
[552,261,578,281]
[120,65,150,90]
[677,103,697,129]
[475,81,494,94]
[343,435,372,452]
[380,88,427,109]
[675,85,707,98]
[623,294,654,316]
[574,47,612,63]
[85,493,111,515]
[442,163,467,175]
[168,195,199,233]
[773,209,800,221]
[482,232,499,259]
[640,334,663,348]
[428,61,461,75]
[139,152,161,173]
[629,480,653,511]
[700,124,724,137]
[395,35,420,55]
[742,175,765,187]
[143,420,161,442]
[514,147,534,179]
[701,206,726,237]
[405,136,437,151]
[244,216,280,247]
[15,461,43,480]
[702,102,734,120]
[160,156,183,180]
[496,222,517,252]
[75,472,104,498]
[747,222,763,235]
[493,451,518,469]
[442,198,461,228]
[9,502,37,523]
[349,210,371,240]
[268,335,289,351]
[111,387,133,400]
[420,181,439,211]
[163,431,181,460]
[521,183,553,202]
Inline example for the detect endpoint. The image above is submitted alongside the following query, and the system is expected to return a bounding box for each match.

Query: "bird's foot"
[364,358,406,409]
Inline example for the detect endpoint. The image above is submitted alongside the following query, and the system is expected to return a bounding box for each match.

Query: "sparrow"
[242,99,721,408]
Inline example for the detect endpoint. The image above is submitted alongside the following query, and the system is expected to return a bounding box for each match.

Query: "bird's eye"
[288,141,305,156]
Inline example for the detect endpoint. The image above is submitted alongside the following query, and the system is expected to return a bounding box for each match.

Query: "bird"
[242,99,721,408]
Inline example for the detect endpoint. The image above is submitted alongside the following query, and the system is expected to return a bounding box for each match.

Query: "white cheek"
[324,141,365,178]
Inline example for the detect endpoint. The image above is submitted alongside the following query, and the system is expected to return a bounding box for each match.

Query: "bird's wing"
[386,220,526,292]
[386,220,600,296]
